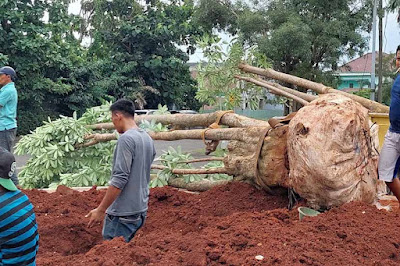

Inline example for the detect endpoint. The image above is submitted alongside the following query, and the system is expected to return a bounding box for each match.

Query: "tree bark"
[238,63,389,113]
[151,165,227,175]
[87,111,270,130]
[235,75,310,106]
[172,168,227,175]
[167,178,231,192]
[156,157,224,164]
[79,127,266,148]
[76,133,117,148]
[79,124,288,190]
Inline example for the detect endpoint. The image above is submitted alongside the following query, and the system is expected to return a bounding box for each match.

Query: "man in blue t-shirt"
[0,66,18,185]
[0,148,39,265]
[378,45,400,201]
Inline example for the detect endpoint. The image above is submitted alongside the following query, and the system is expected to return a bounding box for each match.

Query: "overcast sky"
[68,1,400,63]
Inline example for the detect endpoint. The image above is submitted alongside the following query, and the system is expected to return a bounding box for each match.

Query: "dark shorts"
[0,128,16,152]
[102,211,147,242]
[0,128,18,185]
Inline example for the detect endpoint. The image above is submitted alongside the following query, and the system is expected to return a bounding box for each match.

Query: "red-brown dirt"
[25,182,400,265]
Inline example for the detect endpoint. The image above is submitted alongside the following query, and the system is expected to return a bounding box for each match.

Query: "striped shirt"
[0,190,39,266]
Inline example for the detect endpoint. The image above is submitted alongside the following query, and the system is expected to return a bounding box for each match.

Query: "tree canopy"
[195,0,372,86]
[1,0,204,134]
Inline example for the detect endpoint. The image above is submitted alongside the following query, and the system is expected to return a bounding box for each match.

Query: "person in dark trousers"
[378,45,400,202]
[0,148,39,265]
[0,66,18,185]
[86,99,156,242]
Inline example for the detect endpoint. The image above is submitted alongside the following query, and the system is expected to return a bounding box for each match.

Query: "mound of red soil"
[25,182,400,265]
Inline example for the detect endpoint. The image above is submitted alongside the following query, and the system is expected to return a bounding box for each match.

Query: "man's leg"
[387,179,400,202]
[114,211,147,242]
[0,130,9,150]
[378,131,400,186]
[102,214,118,240]
[6,128,16,153]
[5,129,18,185]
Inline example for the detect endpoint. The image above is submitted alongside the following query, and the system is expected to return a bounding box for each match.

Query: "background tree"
[195,0,372,86]
[1,0,206,134]
[78,0,204,110]
[389,0,400,21]
[0,0,86,134]
[195,35,270,110]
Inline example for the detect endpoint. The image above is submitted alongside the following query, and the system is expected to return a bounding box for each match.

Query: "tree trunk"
[156,157,224,164]
[81,127,268,146]
[265,81,317,102]
[167,178,231,192]
[80,124,289,190]
[238,63,389,113]
[172,168,227,175]
[151,165,227,175]
[88,111,270,130]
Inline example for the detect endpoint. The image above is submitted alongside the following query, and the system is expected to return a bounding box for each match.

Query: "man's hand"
[86,185,121,228]
[86,208,105,228]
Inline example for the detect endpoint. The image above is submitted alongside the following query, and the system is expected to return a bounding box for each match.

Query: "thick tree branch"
[156,157,224,164]
[152,166,228,175]
[167,178,231,192]
[235,75,309,106]
[78,127,265,148]
[87,111,270,130]
[238,63,389,113]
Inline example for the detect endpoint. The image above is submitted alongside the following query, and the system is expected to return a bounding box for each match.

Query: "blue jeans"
[0,128,18,185]
[102,211,147,242]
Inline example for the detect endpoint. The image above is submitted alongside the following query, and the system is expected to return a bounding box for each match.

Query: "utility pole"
[378,0,383,103]
[371,0,377,100]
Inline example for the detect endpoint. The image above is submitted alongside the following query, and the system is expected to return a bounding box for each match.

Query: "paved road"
[15,139,209,170]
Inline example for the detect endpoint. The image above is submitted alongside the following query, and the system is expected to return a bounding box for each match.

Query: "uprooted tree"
[16,64,388,209]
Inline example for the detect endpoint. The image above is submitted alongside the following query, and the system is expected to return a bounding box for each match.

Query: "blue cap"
[0,66,16,81]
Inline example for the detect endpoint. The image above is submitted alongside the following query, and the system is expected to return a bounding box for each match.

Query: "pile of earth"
[25,182,400,265]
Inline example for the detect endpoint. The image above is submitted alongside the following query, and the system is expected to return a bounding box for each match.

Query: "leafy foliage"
[150,146,202,187]
[203,161,232,181]
[2,0,205,134]
[139,104,170,132]
[15,103,116,188]
[153,104,171,115]
[139,120,169,132]
[195,0,371,87]
[0,0,87,134]
[150,146,232,188]
[195,35,270,110]
[16,101,224,189]
[379,52,398,105]
[260,0,371,85]
[82,0,204,110]
[388,0,400,23]
[352,89,372,100]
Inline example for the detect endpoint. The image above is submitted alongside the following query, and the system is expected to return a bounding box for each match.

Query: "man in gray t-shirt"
[86,99,156,242]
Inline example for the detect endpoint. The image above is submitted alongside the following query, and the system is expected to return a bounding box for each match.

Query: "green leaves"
[150,146,201,187]
[0,0,87,134]
[150,146,232,188]
[139,120,169,132]
[153,104,171,115]
[15,103,115,189]
[195,36,269,110]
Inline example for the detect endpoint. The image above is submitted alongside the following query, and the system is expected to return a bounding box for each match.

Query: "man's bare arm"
[86,185,121,228]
